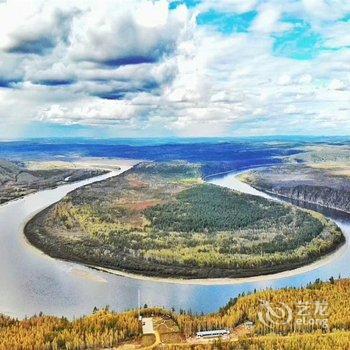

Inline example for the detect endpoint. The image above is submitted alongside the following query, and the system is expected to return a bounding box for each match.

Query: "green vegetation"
[25,161,344,279]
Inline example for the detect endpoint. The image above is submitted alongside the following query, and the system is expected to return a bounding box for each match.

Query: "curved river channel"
[0,165,349,319]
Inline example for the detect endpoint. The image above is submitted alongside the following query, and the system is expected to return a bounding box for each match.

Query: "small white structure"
[141,317,154,334]
[196,329,230,338]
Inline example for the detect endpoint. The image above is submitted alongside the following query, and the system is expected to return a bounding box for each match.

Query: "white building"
[196,329,230,338]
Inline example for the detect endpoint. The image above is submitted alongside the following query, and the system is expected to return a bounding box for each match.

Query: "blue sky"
[0,0,349,139]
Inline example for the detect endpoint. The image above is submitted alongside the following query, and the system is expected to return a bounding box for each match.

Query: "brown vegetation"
[25,161,344,279]
[1,279,350,349]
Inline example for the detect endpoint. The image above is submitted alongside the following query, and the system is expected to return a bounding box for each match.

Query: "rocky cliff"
[268,185,350,213]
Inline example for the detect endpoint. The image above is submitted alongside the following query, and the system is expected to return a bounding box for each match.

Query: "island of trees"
[24,161,344,279]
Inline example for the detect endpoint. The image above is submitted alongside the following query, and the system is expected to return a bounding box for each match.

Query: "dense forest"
[25,161,344,279]
[176,277,350,336]
[173,332,350,350]
[0,309,141,350]
[1,278,350,349]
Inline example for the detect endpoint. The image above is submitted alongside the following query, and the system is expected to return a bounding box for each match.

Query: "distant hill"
[240,144,350,214]
[0,159,29,183]
[0,159,105,204]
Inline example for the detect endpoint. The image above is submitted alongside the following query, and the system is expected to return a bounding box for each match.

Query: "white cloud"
[0,0,74,54]
[0,0,349,137]
[199,0,258,14]
[68,0,189,65]
[329,79,347,91]
[298,74,312,84]
[38,99,140,125]
[322,22,350,49]
[302,0,350,21]
[251,4,291,34]
[278,74,292,86]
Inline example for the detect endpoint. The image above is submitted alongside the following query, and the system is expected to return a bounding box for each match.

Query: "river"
[0,167,349,319]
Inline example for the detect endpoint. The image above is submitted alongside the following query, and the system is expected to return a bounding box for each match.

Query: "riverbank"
[249,184,350,216]
[23,218,346,285]
[21,162,138,262]
[239,164,350,214]
[0,157,133,207]
[23,163,345,284]
[83,240,347,285]
[1,149,349,319]
[2,275,350,349]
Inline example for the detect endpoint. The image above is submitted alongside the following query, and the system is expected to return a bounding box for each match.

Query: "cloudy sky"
[0,0,349,139]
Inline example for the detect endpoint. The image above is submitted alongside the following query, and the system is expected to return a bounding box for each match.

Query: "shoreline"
[0,157,131,209]
[19,160,138,270]
[83,240,347,285]
[21,162,347,286]
[251,185,350,216]
[236,166,350,216]
[23,227,346,285]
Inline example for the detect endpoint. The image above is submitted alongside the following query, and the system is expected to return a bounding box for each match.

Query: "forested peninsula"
[25,162,344,279]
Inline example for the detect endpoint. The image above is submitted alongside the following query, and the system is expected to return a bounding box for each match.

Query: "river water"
[0,168,349,319]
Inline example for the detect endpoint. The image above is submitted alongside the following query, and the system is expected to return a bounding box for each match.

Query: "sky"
[0,0,349,139]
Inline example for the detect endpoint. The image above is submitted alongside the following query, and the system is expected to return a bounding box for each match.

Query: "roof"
[141,317,154,334]
[196,329,229,336]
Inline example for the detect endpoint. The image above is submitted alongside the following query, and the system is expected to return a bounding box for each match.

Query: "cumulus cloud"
[302,0,350,21]
[250,4,291,34]
[68,1,188,66]
[0,1,74,54]
[0,0,349,137]
[38,99,140,124]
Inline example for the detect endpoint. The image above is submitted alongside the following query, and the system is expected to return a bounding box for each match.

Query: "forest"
[25,161,344,279]
[0,309,141,350]
[1,278,350,349]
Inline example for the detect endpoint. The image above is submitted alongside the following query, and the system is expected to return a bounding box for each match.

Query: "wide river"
[0,165,349,319]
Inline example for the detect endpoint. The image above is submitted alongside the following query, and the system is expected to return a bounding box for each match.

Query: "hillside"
[0,159,106,204]
[25,161,344,279]
[240,145,350,213]
[0,278,350,349]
